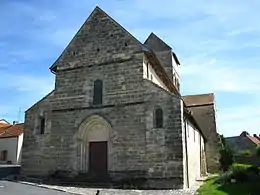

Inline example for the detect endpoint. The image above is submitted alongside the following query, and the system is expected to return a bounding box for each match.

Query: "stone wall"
[22,91,55,176]
[143,81,184,189]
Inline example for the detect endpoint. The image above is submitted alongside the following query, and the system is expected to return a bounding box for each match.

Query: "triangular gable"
[50,6,142,72]
[144,33,180,65]
[0,119,10,124]
[144,32,172,52]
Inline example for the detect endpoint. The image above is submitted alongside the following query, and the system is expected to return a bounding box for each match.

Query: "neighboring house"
[182,94,220,173]
[0,121,24,165]
[22,6,218,189]
[226,131,260,154]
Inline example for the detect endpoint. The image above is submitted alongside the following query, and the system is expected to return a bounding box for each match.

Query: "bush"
[256,146,260,157]
[219,135,234,171]
[239,149,252,156]
[230,164,250,182]
[215,171,233,184]
[215,164,260,184]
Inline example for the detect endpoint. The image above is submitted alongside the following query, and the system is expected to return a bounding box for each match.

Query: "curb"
[18,181,80,195]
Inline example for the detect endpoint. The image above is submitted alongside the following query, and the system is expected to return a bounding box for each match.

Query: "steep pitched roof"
[0,123,24,139]
[144,33,180,65]
[182,93,214,107]
[226,132,260,153]
[0,119,10,124]
[182,93,217,138]
[144,33,172,51]
[50,6,142,72]
[239,131,260,145]
[247,135,260,145]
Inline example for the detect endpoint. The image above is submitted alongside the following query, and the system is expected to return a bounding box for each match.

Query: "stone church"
[22,6,220,189]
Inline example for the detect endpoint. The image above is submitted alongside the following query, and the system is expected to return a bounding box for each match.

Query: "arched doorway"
[77,115,112,173]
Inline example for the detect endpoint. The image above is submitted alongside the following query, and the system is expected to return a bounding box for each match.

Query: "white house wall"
[0,137,19,164]
[172,55,180,79]
[17,134,24,164]
[186,120,203,188]
[143,60,168,91]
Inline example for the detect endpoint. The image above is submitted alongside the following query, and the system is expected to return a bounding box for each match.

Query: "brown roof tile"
[247,135,260,145]
[0,123,24,139]
[183,93,214,107]
[182,93,218,140]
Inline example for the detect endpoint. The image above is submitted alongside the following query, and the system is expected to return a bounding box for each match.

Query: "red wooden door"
[89,141,108,173]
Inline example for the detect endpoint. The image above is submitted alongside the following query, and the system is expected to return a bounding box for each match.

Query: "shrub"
[215,171,233,184]
[215,164,260,184]
[230,164,249,182]
[219,135,234,171]
[239,149,252,156]
[256,145,260,157]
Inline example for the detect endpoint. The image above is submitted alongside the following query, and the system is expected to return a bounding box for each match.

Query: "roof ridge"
[183,93,214,97]
[144,32,172,50]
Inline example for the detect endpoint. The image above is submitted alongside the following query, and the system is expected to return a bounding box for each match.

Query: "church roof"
[182,93,217,139]
[182,93,214,107]
[144,32,180,65]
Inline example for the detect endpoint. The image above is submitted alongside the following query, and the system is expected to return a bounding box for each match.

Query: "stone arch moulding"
[76,114,114,172]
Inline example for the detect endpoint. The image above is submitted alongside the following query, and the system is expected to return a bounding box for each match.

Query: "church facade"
[21,7,219,189]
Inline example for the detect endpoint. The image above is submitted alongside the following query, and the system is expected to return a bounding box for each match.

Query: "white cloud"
[217,104,260,137]
[0,72,54,96]
[181,58,260,94]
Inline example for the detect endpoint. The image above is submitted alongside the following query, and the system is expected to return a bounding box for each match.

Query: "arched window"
[93,79,103,105]
[154,108,163,128]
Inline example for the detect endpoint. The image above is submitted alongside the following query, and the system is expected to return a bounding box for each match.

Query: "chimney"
[13,121,18,125]
[240,131,249,137]
[254,134,260,141]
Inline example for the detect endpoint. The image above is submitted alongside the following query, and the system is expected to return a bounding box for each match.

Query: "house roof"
[239,131,260,145]
[182,93,217,139]
[182,93,214,107]
[0,123,24,139]
[0,119,10,124]
[226,132,260,153]
[247,135,260,145]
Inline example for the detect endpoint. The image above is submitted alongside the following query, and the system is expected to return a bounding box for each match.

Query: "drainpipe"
[184,118,189,188]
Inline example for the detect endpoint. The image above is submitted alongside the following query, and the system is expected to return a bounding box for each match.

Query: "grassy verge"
[197,177,260,195]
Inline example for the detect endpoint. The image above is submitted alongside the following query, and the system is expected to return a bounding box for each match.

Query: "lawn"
[197,178,260,195]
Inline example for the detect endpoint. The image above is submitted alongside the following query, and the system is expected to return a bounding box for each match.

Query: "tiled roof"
[246,135,260,145]
[183,93,214,107]
[182,93,217,139]
[0,123,11,128]
[0,123,24,139]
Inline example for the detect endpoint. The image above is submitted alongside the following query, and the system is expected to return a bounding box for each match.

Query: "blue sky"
[1,0,260,137]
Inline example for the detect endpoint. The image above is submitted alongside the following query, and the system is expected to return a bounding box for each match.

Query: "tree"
[219,134,234,172]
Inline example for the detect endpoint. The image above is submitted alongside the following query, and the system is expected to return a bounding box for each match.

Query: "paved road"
[0,180,198,195]
[0,180,69,195]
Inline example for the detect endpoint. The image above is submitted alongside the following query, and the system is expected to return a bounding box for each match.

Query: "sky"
[1,0,260,137]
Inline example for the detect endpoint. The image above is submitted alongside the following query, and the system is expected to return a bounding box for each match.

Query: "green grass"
[197,178,260,195]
